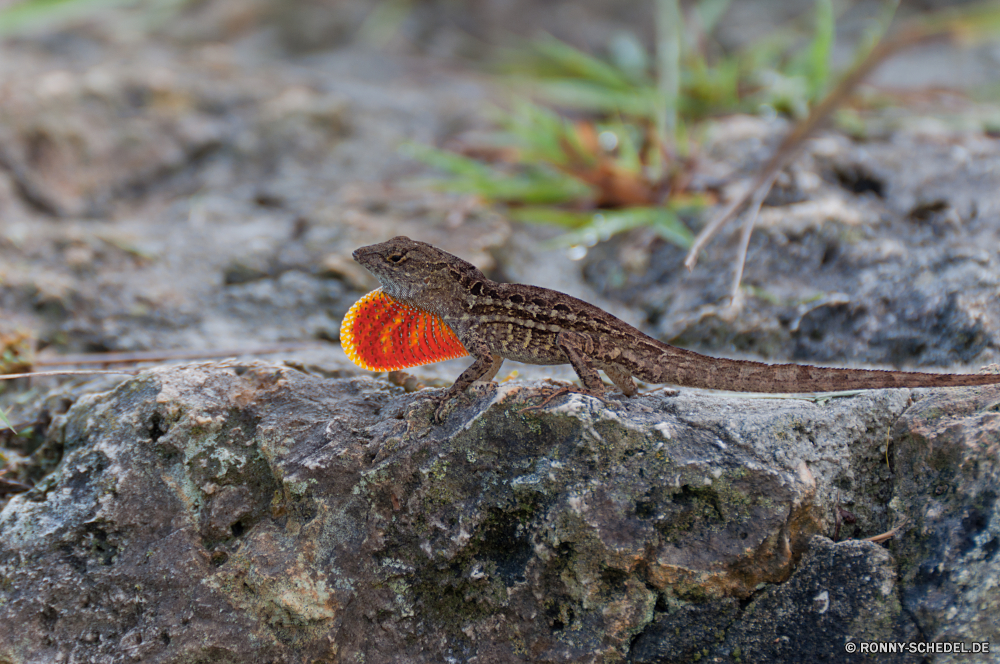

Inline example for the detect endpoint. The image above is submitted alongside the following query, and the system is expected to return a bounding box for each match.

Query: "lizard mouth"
[352,246,377,270]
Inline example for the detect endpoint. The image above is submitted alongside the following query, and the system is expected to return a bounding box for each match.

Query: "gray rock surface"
[893,387,1000,663]
[3,363,997,662]
[582,125,1000,371]
[632,536,920,664]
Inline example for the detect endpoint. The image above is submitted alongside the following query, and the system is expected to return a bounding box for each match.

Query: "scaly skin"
[350,236,1000,420]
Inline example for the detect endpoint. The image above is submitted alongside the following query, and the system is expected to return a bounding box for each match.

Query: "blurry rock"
[0,63,230,218]
[320,252,378,291]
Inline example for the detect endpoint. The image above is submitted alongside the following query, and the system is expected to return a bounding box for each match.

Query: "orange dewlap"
[340,288,469,371]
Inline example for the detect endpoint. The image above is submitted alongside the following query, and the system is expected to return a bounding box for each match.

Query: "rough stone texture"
[631,536,919,664]
[892,386,1000,663]
[715,536,919,663]
[5,364,994,663]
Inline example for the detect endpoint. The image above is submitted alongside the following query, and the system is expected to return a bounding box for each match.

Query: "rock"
[0,28,504,354]
[582,126,1000,371]
[892,386,1000,662]
[630,535,919,664]
[712,536,918,664]
[4,363,993,662]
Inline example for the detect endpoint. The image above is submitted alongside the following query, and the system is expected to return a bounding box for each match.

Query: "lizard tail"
[645,346,1000,393]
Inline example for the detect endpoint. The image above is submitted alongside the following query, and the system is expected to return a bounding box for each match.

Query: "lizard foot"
[432,396,454,424]
[519,385,609,414]
[432,383,497,423]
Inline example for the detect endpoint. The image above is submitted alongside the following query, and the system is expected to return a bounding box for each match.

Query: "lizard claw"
[431,383,495,423]
[431,389,459,423]
[519,385,609,414]
[432,399,451,423]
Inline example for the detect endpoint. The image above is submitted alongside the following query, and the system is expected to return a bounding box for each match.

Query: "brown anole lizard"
[342,237,1000,420]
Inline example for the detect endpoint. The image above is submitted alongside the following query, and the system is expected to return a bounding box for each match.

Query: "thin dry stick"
[863,517,909,543]
[32,342,323,367]
[1,342,328,381]
[0,369,140,381]
[683,20,957,299]
[727,169,780,307]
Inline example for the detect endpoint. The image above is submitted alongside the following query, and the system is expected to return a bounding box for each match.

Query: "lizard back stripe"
[340,288,469,371]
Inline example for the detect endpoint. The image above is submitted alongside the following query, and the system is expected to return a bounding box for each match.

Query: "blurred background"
[0,0,999,384]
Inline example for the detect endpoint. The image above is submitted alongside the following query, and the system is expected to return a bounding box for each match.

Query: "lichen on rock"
[4,362,983,662]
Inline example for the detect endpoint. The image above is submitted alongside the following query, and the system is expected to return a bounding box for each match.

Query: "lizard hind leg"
[478,354,505,383]
[519,330,608,414]
[603,365,637,397]
[556,330,606,394]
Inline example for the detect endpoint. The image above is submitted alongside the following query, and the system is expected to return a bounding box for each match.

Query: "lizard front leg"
[434,345,503,422]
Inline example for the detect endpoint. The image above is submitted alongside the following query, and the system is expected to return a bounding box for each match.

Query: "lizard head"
[352,236,484,309]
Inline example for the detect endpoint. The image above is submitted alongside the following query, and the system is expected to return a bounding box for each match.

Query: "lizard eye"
[387,252,407,264]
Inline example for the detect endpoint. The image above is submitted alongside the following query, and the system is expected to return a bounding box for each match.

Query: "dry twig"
[863,517,910,543]
[683,9,992,304]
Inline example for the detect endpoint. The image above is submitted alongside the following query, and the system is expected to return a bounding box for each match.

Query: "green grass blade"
[549,207,693,249]
[531,35,636,90]
[649,207,694,247]
[503,101,575,165]
[507,207,595,228]
[0,405,16,434]
[655,0,682,137]
[805,0,834,100]
[404,142,594,205]
[401,142,496,179]
[605,121,642,175]
[851,0,899,65]
[529,79,660,119]
[681,55,743,117]
[479,170,594,205]
[695,0,733,35]
[0,0,140,35]
[608,31,651,84]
